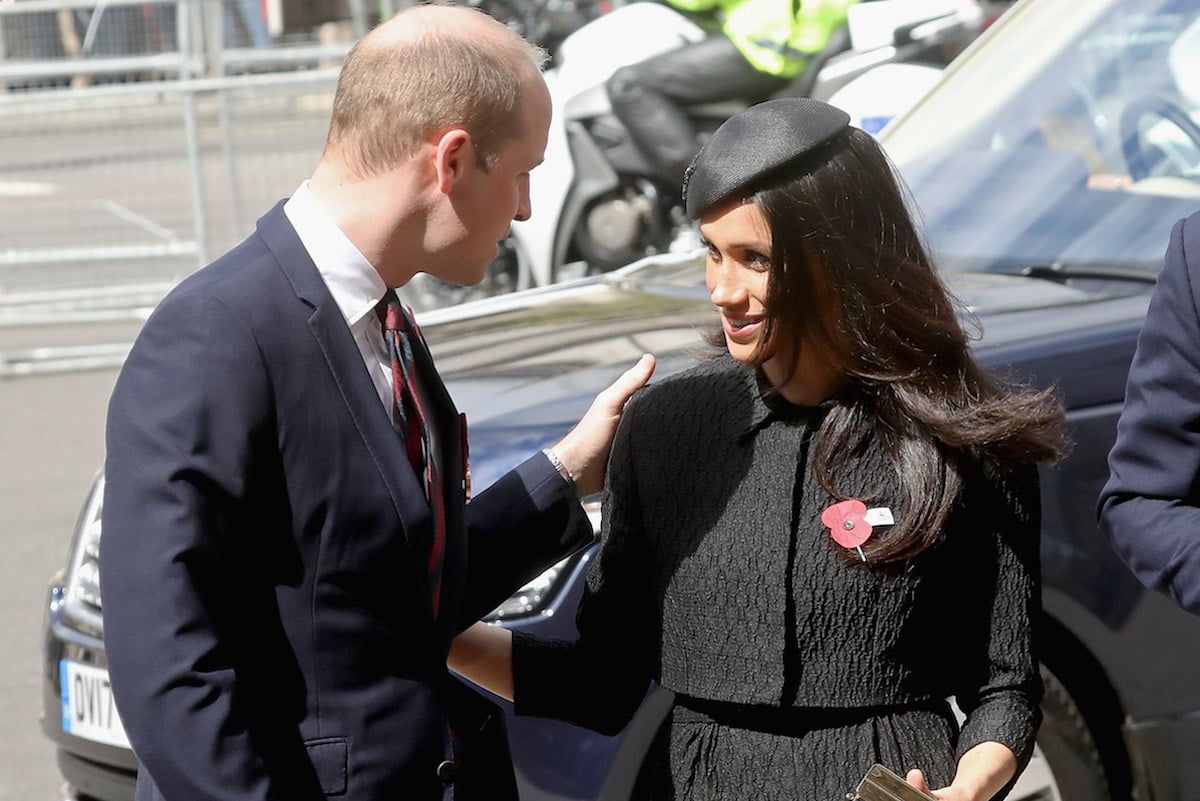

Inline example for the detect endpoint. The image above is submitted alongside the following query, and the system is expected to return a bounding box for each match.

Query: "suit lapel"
[256,203,443,626]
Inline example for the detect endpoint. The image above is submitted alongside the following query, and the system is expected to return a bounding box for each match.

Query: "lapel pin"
[821,499,894,562]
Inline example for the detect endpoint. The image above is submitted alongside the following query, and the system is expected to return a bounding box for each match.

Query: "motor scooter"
[405,0,999,311]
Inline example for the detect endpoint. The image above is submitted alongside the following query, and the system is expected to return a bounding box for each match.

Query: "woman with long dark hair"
[450,97,1069,801]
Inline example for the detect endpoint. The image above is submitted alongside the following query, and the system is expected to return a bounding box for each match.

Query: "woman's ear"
[433,128,472,194]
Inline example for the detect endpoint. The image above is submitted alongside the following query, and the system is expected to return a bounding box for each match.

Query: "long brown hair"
[728,127,1069,563]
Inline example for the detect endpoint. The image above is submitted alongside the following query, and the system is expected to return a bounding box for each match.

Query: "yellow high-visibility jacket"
[666,0,860,78]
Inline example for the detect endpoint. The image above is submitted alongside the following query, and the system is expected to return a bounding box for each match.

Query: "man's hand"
[549,354,655,496]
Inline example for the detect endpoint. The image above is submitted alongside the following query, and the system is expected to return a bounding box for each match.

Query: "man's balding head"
[323,4,549,177]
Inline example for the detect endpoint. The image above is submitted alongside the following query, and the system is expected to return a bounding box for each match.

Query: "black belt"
[672,694,951,737]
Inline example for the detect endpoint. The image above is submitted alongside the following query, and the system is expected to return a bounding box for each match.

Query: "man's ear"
[433,128,473,193]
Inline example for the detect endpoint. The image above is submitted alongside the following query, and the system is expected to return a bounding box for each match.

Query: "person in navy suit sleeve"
[1099,210,1200,614]
[98,6,655,801]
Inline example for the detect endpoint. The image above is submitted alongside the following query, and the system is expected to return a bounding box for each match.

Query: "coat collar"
[725,357,834,437]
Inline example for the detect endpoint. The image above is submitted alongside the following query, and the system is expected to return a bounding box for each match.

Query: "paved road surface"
[0,316,139,801]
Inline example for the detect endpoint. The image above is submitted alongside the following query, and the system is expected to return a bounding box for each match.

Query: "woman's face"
[700,198,842,404]
[701,199,774,367]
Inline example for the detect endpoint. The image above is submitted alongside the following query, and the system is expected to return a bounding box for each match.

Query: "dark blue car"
[42,0,1200,799]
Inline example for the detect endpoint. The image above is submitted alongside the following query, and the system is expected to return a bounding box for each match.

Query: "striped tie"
[378,290,446,618]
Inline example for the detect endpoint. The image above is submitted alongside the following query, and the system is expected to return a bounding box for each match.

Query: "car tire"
[1034,663,1111,801]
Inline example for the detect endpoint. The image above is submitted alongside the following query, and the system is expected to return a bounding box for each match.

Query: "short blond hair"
[324,6,548,176]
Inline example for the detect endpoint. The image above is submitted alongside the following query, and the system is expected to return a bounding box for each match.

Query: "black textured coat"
[514,354,1042,800]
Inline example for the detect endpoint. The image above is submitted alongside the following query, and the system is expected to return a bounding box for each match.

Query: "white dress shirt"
[282,182,444,486]
[284,181,394,415]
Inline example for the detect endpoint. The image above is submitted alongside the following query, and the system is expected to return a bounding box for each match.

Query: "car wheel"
[1009,742,1063,801]
[1022,664,1111,801]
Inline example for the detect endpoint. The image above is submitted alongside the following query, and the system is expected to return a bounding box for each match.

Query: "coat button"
[436,759,458,784]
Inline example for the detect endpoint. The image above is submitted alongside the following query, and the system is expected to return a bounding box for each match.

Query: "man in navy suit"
[98,6,655,801]
[1099,209,1200,614]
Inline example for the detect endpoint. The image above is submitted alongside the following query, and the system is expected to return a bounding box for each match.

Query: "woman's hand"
[906,740,1018,801]
[905,769,969,801]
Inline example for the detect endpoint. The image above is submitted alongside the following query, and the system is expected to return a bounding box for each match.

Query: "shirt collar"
[284,180,388,328]
[732,358,834,437]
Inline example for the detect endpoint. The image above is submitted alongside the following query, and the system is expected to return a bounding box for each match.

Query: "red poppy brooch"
[820,499,895,562]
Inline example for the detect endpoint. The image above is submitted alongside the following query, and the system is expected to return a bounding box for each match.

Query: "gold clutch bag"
[848,764,938,801]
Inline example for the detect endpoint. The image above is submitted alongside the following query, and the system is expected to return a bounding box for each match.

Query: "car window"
[882,0,1200,275]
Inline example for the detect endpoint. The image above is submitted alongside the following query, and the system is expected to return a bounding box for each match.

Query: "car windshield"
[882,0,1200,275]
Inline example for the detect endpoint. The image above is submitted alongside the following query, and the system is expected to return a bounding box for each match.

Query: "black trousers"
[606,34,792,186]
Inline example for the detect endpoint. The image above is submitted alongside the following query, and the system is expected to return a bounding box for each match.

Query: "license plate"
[60,660,130,749]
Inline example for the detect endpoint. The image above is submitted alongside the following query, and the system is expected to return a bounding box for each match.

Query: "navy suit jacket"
[99,201,592,801]
[1099,210,1200,614]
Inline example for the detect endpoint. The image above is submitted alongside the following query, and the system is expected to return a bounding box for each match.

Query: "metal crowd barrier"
[0,0,376,373]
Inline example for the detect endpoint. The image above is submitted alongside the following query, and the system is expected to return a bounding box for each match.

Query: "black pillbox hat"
[683,97,850,220]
